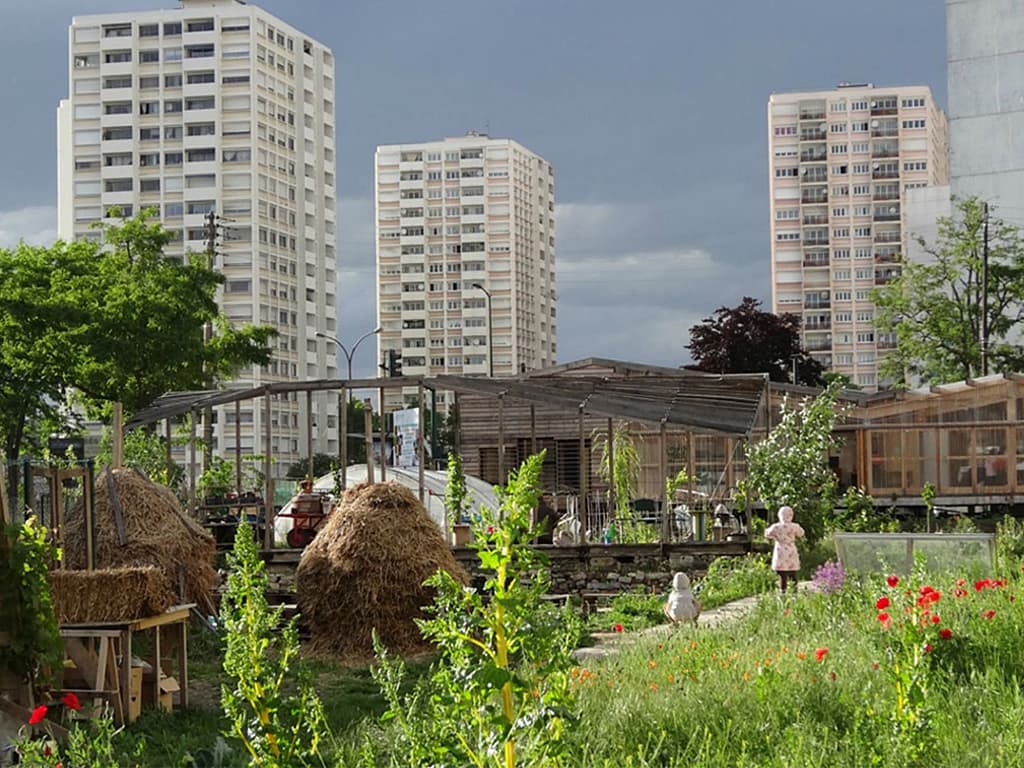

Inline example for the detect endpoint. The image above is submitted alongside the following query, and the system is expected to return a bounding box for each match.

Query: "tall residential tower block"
[768,83,948,390]
[57,0,339,477]
[374,134,557,411]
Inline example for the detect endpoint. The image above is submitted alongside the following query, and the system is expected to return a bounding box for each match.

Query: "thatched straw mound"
[49,566,174,624]
[296,481,467,661]
[64,468,216,615]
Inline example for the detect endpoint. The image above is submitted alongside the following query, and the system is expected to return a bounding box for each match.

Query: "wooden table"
[60,604,194,724]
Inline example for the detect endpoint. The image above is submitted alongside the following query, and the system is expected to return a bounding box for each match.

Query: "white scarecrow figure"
[663,571,701,625]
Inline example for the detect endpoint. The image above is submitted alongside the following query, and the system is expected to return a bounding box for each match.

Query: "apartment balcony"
[871,146,900,158]
[875,251,901,264]
[799,110,826,121]
[872,190,900,201]
[872,169,900,179]
[803,255,830,268]
[800,129,827,141]
[875,271,899,285]
[804,299,831,310]
[801,173,829,184]
[804,337,833,351]
[870,105,898,116]
[804,237,830,247]
[800,150,827,162]
[802,214,828,225]
[877,338,897,350]
[874,231,901,244]
[801,191,828,204]
[804,320,832,331]
[870,128,899,138]
[874,213,900,222]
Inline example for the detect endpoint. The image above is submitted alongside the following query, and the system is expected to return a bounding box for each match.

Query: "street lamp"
[471,283,493,378]
[316,327,382,380]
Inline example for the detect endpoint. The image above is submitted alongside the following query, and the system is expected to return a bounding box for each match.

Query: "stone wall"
[262,541,752,598]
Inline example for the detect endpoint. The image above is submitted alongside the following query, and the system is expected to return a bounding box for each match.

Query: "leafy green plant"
[444,451,472,526]
[0,517,62,687]
[199,455,236,501]
[827,486,898,534]
[695,553,776,609]
[742,381,846,544]
[594,425,650,543]
[995,514,1024,574]
[220,523,329,766]
[366,451,582,768]
[588,589,666,633]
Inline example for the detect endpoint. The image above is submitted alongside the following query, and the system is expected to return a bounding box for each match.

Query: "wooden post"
[379,385,387,481]
[339,388,348,489]
[453,391,462,456]
[530,405,537,456]
[364,398,375,484]
[579,405,587,519]
[607,417,615,517]
[112,402,124,469]
[188,409,197,515]
[234,400,242,495]
[660,421,669,542]
[263,393,274,550]
[497,393,506,486]
[418,382,426,503]
[306,390,314,480]
[165,418,173,486]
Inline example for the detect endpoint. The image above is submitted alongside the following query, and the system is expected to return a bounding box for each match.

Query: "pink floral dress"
[764,506,804,573]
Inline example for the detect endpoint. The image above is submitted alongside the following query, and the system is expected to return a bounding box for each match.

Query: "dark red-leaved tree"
[685,297,824,385]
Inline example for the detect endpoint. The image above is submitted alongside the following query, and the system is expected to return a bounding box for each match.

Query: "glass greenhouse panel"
[834,533,994,577]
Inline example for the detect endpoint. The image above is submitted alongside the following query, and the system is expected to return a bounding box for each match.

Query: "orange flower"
[648,660,657,669]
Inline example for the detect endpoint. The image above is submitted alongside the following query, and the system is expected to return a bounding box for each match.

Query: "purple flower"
[812,560,846,594]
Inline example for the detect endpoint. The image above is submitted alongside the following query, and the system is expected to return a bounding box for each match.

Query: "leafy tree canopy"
[873,196,1024,385]
[0,210,276,468]
[686,297,823,385]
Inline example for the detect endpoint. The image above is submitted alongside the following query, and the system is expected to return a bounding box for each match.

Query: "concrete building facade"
[57,0,338,479]
[768,83,949,390]
[374,134,557,412]
[947,0,1024,207]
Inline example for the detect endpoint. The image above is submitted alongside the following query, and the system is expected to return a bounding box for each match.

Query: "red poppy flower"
[983,609,996,620]
[931,614,940,624]
[814,647,828,662]
[62,692,81,711]
[939,628,953,639]
[954,588,967,598]
[976,579,991,592]
[28,705,47,725]
[956,578,966,587]
[875,596,890,610]
[887,575,899,588]
[877,611,891,626]
[924,643,933,653]
[871,661,880,670]
[613,623,623,632]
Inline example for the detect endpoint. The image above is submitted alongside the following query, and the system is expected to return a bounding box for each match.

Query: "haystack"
[296,481,467,661]
[64,468,216,616]
[49,566,173,624]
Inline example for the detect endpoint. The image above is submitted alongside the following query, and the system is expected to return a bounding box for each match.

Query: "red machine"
[279,481,328,548]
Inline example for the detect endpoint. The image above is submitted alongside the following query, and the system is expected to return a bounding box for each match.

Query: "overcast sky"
[0,0,947,377]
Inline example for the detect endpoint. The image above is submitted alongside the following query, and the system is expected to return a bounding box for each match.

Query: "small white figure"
[663,572,701,626]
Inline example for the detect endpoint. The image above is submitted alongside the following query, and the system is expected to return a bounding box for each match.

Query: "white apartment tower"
[768,83,948,390]
[374,134,557,411]
[57,0,338,478]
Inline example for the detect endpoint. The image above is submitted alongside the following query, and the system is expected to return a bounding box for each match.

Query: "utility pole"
[981,201,990,377]
[202,210,217,469]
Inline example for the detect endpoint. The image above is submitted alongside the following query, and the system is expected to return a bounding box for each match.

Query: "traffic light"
[388,349,403,377]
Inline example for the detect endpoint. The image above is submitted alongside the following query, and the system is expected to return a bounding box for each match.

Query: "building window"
[186,18,215,32]
[139,49,159,63]
[187,71,215,84]
[903,160,928,171]
[164,74,182,88]
[104,50,131,63]
[773,125,797,137]
[164,22,182,35]
[774,167,798,178]
[901,97,926,108]
[902,119,926,129]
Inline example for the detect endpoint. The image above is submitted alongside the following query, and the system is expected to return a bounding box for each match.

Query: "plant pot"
[451,523,472,547]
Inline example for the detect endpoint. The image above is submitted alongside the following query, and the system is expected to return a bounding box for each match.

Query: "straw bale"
[296,481,467,661]
[49,566,174,624]
[64,468,216,615]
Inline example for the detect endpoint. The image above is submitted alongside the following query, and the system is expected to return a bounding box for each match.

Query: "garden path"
[572,583,815,662]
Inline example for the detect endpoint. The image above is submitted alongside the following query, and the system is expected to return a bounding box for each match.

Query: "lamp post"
[315,327,381,380]
[471,283,493,378]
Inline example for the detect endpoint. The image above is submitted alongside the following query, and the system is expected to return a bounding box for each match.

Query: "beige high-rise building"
[57,0,338,478]
[768,83,948,390]
[374,134,557,412]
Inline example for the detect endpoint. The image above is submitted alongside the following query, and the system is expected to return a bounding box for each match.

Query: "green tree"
[741,381,846,544]
[0,211,276,472]
[873,196,1024,385]
[284,453,337,481]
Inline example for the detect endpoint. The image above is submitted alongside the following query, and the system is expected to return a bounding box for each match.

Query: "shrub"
[696,553,776,609]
